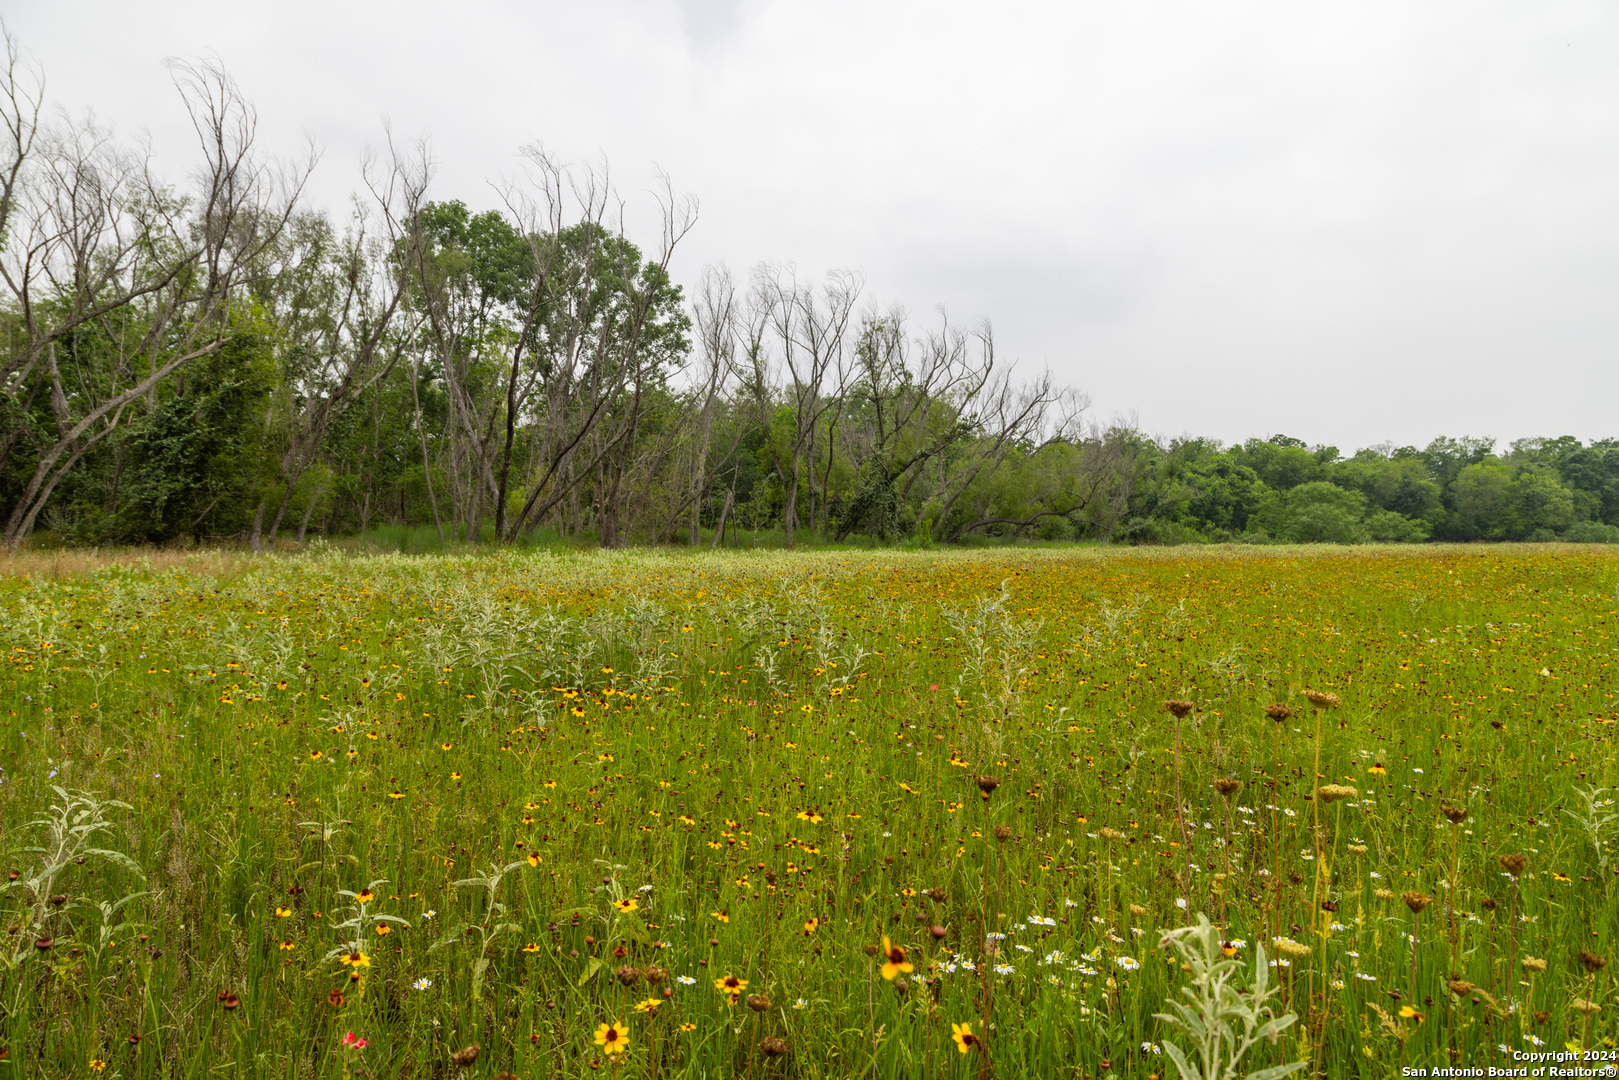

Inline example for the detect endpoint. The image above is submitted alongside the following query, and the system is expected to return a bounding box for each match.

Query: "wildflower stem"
[1449,822,1462,975]
[1309,705,1322,1031]
[1175,713,1191,925]
[1505,879,1518,1012]
[1270,721,1283,944]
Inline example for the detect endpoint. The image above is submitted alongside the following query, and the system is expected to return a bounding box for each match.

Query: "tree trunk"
[710,488,734,550]
[249,499,266,552]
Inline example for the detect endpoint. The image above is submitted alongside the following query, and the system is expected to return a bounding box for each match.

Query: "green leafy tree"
[1254,481,1369,543]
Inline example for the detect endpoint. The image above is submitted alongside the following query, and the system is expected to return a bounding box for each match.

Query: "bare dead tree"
[923,331,1080,542]
[0,47,312,550]
[498,153,696,545]
[747,264,859,547]
[678,263,736,544]
[247,148,417,550]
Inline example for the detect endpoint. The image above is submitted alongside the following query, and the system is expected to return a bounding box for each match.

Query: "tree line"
[2,39,1615,552]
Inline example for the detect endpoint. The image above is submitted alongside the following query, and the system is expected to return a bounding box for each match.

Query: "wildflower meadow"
[0,544,1615,1078]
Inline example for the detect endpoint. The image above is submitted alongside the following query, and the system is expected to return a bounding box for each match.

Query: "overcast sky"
[10,1,1619,453]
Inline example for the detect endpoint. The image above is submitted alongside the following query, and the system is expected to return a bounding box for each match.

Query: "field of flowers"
[0,544,1615,1079]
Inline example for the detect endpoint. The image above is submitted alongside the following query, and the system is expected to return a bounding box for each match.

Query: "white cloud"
[8,0,1618,449]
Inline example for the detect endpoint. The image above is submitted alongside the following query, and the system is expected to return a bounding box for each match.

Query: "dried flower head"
[1480,897,1497,911]
[1500,854,1528,877]
[643,966,668,985]
[992,825,1012,843]
[1571,999,1602,1015]
[1441,806,1468,825]
[1579,950,1608,974]
[1402,892,1434,914]
[745,994,771,1013]
[1447,978,1474,996]
[1274,938,1312,959]
[1164,699,1196,719]
[1521,956,1548,973]
[1099,827,1125,841]
[975,776,1000,797]
[1374,889,1396,901]
[1347,844,1369,855]
[449,1044,481,1067]
[1317,784,1358,804]
[1302,689,1341,709]
[761,1037,789,1057]
[615,966,641,987]
[1129,904,1147,917]
[1213,778,1242,797]
[1264,703,1292,722]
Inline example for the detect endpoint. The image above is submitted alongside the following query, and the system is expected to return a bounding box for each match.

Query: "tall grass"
[0,545,1613,1077]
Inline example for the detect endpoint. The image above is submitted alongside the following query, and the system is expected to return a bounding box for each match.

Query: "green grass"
[0,544,1615,1078]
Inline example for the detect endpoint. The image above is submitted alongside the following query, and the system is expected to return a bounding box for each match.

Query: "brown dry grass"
[0,547,257,578]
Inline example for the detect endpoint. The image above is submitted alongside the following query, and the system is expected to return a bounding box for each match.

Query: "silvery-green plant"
[1564,785,1616,873]
[0,787,144,969]
[325,878,411,963]
[1153,914,1304,1080]
[433,859,528,1000]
